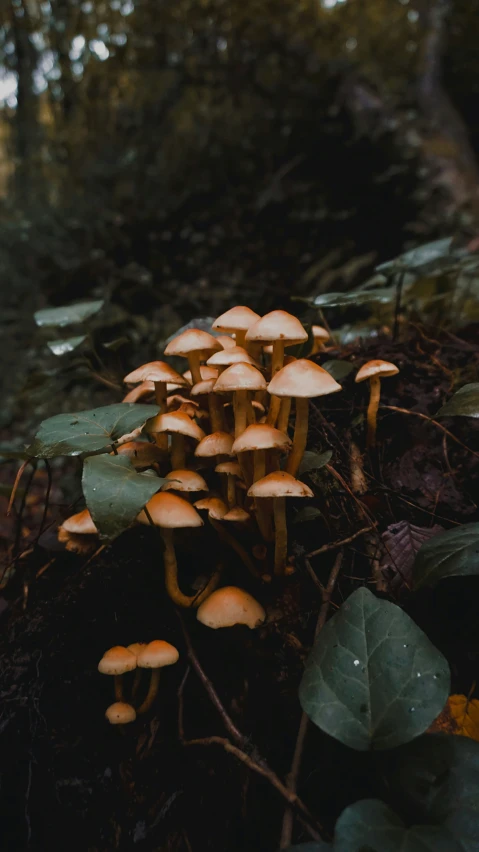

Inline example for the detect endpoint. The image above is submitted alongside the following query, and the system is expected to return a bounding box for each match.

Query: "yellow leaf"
[429,694,479,741]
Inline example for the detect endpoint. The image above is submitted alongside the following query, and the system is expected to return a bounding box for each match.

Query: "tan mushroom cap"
[164,328,222,359]
[124,360,187,386]
[312,325,330,342]
[268,359,342,398]
[162,469,208,492]
[215,461,242,476]
[105,702,136,724]
[246,310,308,344]
[232,424,291,454]
[115,441,164,467]
[195,431,235,457]
[197,586,266,629]
[190,378,217,397]
[214,362,267,393]
[127,643,146,658]
[248,471,313,499]
[137,640,179,669]
[223,507,250,523]
[355,359,400,383]
[215,334,236,350]
[206,346,261,368]
[168,394,198,410]
[138,492,204,528]
[123,381,155,403]
[212,306,261,334]
[98,646,137,675]
[147,411,205,442]
[194,496,228,520]
[60,508,98,535]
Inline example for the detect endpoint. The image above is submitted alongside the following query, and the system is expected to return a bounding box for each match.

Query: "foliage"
[413,523,479,589]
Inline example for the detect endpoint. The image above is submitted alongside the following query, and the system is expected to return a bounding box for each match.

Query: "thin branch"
[7,458,30,515]
[380,404,479,460]
[306,525,374,560]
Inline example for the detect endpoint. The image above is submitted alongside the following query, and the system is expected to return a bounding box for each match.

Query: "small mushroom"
[191,377,225,432]
[207,345,261,372]
[164,329,222,385]
[215,334,236,350]
[310,325,330,354]
[122,380,155,403]
[215,460,242,509]
[212,306,261,348]
[162,468,208,497]
[105,701,136,725]
[136,640,179,715]
[57,508,99,553]
[197,586,266,629]
[355,359,399,447]
[98,645,137,702]
[213,363,267,440]
[124,361,187,413]
[147,411,205,469]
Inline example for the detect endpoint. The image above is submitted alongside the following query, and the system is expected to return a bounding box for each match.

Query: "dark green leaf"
[82,454,165,539]
[34,300,104,327]
[436,384,479,418]
[293,506,323,524]
[334,799,461,852]
[376,238,455,275]
[413,523,479,589]
[313,288,394,308]
[298,450,332,475]
[47,335,87,355]
[299,587,449,751]
[28,404,159,458]
[322,360,354,382]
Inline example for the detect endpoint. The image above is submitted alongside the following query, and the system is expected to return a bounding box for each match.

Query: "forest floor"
[0,324,479,851]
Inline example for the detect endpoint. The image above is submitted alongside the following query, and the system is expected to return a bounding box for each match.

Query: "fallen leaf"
[380,520,443,594]
[429,694,479,741]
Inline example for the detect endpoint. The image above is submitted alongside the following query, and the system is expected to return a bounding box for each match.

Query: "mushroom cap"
[194,496,228,519]
[355,359,400,383]
[190,378,217,396]
[122,381,155,403]
[268,359,342,398]
[98,646,137,675]
[136,639,179,669]
[127,643,146,658]
[197,586,266,629]
[223,507,250,523]
[232,424,291,454]
[162,469,208,492]
[124,361,186,386]
[115,441,164,467]
[60,508,98,535]
[214,362,267,393]
[248,471,313,498]
[164,328,222,358]
[215,461,242,476]
[212,306,261,333]
[215,334,236,350]
[183,365,218,384]
[246,310,308,344]
[312,325,330,342]
[206,346,261,368]
[147,411,205,442]
[105,702,136,725]
[138,492,204,528]
[195,431,235,457]
[167,394,198,410]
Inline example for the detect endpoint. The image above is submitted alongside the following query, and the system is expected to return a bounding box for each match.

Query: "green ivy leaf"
[322,360,354,382]
[436,384,479,418]
[413,523,479,589]
[82,454,165,539]
[47,335,87,355]
[376,238,455,276]
[28,404,159,458]
[334,799,462,852]
[298,450,332,476]
[313,288,394,308]
[293,506,323,524]
[299,587,449,751]
[34,300,104,327]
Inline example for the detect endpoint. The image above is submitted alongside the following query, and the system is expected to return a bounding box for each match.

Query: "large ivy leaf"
[413,523,479,589]
[34,300,104,327]
[334,799,461,852]
[322,360,354,382]
[299,587,449,751]
[436,384,479,418]
[28,404,158,458]
[82,454,165,539]
[313,288,394,308]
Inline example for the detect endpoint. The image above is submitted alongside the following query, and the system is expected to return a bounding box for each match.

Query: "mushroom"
[207,345,261,373]
[124,361,187,414]
[105,701,136,725]
[311,325,330,354]
[162,468,208,497]
[136,640,179,715]
[268,359,341,477]
[59,508,98,535]
[138,492,218,608]
[248,471,313,575]
[355,359,399,448]
[182,365,218,385]
[215,461,242,509]
[164,329,222,386]
[223,507,250,523]
[212,306,261,348]
[114,440,164,469]
[57,508,99,553]
[146,410,205,469]
[98,645,137,702]
[122,380,155,403]
[213,363,267,440]
[246,311,308,426]
[215,334,236,350]
[195,431,235,461]
[191,377,225,432]
[197,586,266,629]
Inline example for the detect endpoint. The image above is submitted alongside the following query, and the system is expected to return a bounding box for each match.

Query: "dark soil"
[1,326,479,852]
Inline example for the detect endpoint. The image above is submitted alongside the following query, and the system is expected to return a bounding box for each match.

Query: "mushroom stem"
[286,397,309,477]
[273,496,288,575]
[233,389,249,439]
[131,669,142,702]
[267,340,285,426]
[367,375,381,447]
[277,397,292,433]
[208,393,225,433]
[137,669,161,715]
[161,528,220,607]
[171,433,186,469]
[187,352,203,386]
[252,449,272,541]
[234,329,247,348]
[226,475,236,509]
[209,518,263,580]
[114,675,124,702]
[154,383,168,450]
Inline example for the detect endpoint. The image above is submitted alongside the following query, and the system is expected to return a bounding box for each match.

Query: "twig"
[380,405,479,460]
[34,460,52,546]
[279,552,344,849]
[306,525,374,559]
[325,464,375,525]
[7,458,30,515]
